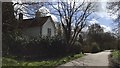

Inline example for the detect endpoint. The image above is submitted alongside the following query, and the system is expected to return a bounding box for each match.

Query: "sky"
[85,0,118,32]
[12,0,119,33]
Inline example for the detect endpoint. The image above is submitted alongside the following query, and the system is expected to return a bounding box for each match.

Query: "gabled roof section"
[19,16,51,28]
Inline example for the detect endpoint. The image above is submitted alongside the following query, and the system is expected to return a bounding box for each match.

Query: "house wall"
[22,18,55,37]
[42,18,55,36]
[22,27,41,37]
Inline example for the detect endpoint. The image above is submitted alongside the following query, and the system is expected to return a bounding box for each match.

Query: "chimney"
[19,13,23,22]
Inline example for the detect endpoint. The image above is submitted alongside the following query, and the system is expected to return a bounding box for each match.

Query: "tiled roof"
[19,16,51,28]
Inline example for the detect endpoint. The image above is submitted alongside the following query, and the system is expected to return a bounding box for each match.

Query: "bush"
[83,45,91,53]
[70,42,82,54]
[91,42,100,53]
[19,36,67,59]
[2,33,26,56]
[110,50,120,68]
[112,50,120,61]
[2,57,20,66]
[3,34,82,60]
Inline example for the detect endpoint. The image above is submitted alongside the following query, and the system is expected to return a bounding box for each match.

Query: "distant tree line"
[82,23,118,53]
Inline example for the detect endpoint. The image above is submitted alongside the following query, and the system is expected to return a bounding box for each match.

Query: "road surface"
[57,50,111,67]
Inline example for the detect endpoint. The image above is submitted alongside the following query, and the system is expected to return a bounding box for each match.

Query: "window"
[40,27,42,36]
[47,28,51,36]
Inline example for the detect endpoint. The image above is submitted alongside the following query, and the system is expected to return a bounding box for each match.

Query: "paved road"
[57,50,111,67]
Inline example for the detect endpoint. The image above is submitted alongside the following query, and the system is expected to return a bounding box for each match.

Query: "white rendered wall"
[42,18,55,36]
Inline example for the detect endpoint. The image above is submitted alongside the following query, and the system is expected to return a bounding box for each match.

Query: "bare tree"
[13,2,45,18]
[107,1,120,29]
[49,0,96,47]
[107,1,120,50]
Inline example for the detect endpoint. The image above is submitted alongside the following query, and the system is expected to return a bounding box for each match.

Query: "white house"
[18,12,56,37]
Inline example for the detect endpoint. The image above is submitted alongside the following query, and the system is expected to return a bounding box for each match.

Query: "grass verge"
[2,53,84,67]
[111,50,120,60]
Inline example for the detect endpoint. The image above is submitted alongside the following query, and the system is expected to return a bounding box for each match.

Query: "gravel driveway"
[57,50,111,67]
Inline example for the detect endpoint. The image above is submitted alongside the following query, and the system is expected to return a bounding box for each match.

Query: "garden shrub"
[2,57,20,66]
[110,50,120,68]
[70,41,82,54]
[3,34,82,60]
[2,33,25,56]
[83,45,91,53]
[49,36,67,56]
[91,42,100,53]
[112,50,120,61]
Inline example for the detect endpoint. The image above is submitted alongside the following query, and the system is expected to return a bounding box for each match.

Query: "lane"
[57,50,111,67]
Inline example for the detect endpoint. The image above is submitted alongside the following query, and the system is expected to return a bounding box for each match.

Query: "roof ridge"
[23,16,51,20]
[19,16,51,28]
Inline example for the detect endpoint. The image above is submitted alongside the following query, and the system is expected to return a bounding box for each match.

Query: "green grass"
[2,53,84,67]
[112,50,120,60]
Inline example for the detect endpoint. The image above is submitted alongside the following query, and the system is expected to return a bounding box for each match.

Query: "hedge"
[2,34,82,60]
